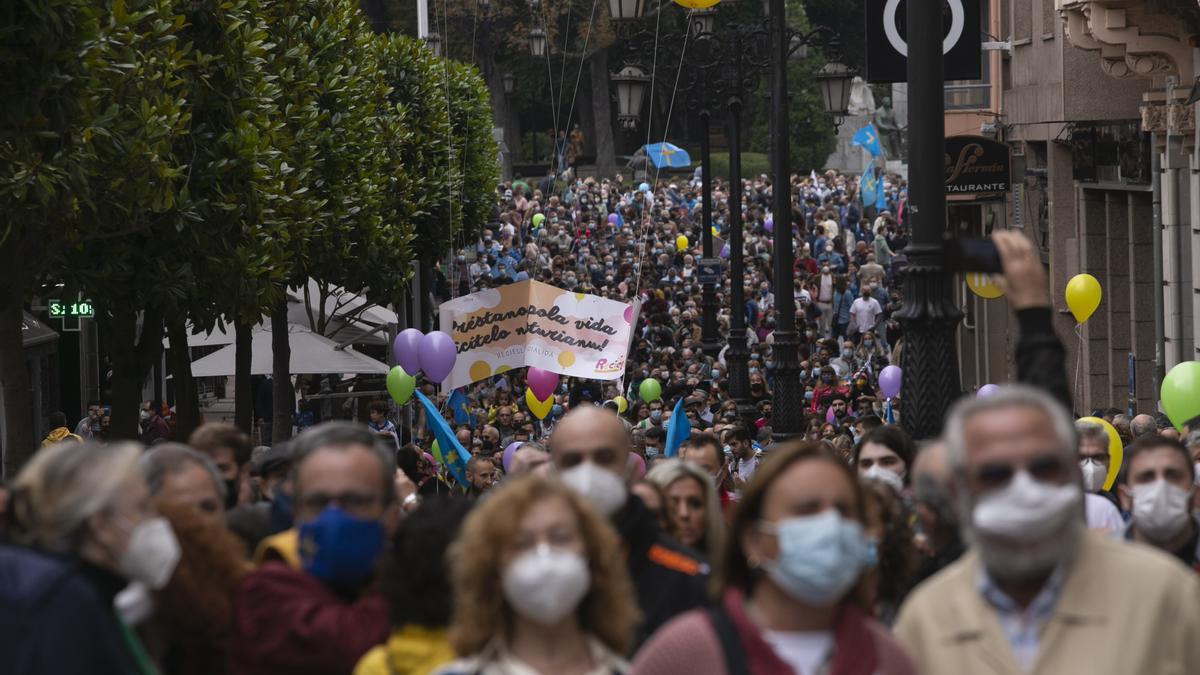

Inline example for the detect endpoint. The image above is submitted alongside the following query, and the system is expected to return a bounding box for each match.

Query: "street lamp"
[425,31,443,57]
[608,0,646,22]
[502,71,516,95]
[690,8,717,36]
[528,26,547,57]
[612,65,650,130]
[815,61,854,129]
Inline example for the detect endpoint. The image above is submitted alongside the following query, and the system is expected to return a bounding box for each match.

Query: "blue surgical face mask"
[760,510,871,606]
[551,404,564,417]
[298,506,384,588]
[650,410,663,422]
[644,447,660,461]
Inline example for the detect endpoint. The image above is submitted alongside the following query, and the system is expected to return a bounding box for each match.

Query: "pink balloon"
[628,451,646,480]
[878,365,902,399]
[393,329,424,376]
[527,367,559,400]
[502,442,522,472]
[418,331,457,383]
[977,383,1000,398]
[825,406,836,424]
[623,305,633,323]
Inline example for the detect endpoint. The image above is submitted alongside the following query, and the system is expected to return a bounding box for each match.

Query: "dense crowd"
[4,171,1200,675]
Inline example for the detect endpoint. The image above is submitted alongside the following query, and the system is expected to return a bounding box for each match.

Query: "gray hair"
[1074,421,1109,451]
[8,442,142,555]
[289,421,397,503]
[139,443,226,501]
[944,384,1077,477]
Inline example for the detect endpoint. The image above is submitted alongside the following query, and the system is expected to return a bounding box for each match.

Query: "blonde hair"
[447,475,638,656]
[645,458,724,564]
[8,442,142,554]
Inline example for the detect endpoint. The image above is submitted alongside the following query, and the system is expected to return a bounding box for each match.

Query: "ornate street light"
[425,31,443,57]
[503,71,516,95]
[528,26,547,57]
[608,0,646,21]
[611,65,650,130]
[815,61,854,118]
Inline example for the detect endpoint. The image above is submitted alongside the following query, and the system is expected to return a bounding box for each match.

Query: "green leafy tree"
[0,0,101,469]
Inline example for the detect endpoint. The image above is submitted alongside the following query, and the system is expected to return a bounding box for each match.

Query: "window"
[944,0,992,109]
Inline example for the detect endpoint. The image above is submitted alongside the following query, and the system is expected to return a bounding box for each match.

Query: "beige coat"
[894,530,1200,675]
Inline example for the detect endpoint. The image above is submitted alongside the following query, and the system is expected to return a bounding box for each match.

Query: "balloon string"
[1074,323,1084,413]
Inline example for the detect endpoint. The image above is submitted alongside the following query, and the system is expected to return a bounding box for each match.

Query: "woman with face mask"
[436,476,637,675]
[852,426,916,496]
[2,442,181,674]
[631,442,916,675]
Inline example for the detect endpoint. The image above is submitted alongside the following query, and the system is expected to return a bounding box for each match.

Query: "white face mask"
[1132,479,1194,543]
[114,582,155,626]
[970,471,1082,580]
[862,464,904,493]
[502,544,590,625]
[560,462,627,517]
[1079,458,1107,492]
[118,516,181,590]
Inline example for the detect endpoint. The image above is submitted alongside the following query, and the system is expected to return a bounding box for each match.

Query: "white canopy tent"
[188,323,387,377]
[163,321,240,348]
[287,280,397,347]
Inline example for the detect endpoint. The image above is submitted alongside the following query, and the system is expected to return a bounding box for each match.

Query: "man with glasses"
[896,385,1200,675]
[229,422,398,675]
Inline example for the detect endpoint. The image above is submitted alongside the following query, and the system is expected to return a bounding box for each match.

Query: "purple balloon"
[764,218,774,233]
[977,383,1000,398]
[720,242,730,259]
[418,331,457,383]
[825,406,836,424]
[878,365,902,399]
[607,213,619,225]
[392,329,424,376]
[527,367,559,401]
[502,441,522,472]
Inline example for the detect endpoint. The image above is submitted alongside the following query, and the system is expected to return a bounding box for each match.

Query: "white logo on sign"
[883,0,965,57]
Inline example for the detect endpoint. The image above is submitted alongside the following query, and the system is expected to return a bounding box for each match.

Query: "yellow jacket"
[354,626,455,675]
[895,530,1200,675]
[41,428,82,447]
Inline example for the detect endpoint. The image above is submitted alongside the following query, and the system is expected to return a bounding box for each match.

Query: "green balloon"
[386,365,416,405]
[1161,361,1200,430]
[639,378,662,403]
[532,213,545,227]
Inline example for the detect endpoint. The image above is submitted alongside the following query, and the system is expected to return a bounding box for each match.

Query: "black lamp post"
[611,65,651,131]
[528,26,547,57]
[894,0,961,440]
[502,71,516,96]
[425,31,443,57]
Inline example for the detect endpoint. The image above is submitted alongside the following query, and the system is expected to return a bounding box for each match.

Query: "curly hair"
[860,480,918,621]
[382,496,471,628]
[154,500,249,675]
[447,475,638,656]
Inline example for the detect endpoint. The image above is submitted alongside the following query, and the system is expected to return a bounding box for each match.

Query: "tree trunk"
[234,320,252,433]
[271,299,293,443]
[0,299,35,477]
[109,307,164,441]
[589,50,617,179]
[166,315,200,440]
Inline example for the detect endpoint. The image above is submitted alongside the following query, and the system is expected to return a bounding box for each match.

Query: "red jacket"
[228,560,389,675]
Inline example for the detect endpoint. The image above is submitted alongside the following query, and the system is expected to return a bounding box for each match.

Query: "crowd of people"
[4,170,1200,675]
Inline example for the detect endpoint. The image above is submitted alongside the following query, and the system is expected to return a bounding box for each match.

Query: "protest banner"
[439,280,638,390]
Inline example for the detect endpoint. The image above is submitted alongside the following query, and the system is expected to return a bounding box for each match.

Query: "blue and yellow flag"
[414,391,471,488]
[448,388,474,426]
[664,396,691,458]
[860,165,880,207]
[852,123,883,157]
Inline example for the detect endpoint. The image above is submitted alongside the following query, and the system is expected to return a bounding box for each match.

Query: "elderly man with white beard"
[895,385,1200,675]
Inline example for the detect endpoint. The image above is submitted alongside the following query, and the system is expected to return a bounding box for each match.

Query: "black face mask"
[481,440,495,453]
[224,479,239,510]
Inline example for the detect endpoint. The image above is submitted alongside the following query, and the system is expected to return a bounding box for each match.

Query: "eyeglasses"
[970,453,1071,491]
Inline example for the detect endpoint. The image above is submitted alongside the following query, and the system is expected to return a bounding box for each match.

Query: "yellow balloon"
[1065,273,1102,324]
[1078,416,1123,491]
[672,0,720,8]
[676,235,688,251]
[525,388,554,420]
[965,273,1004,299]
[613,395,628,414]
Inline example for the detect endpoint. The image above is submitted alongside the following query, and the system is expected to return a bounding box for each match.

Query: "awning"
[286,280,397,346]
[22,312,59,349]
[188,323,388,377]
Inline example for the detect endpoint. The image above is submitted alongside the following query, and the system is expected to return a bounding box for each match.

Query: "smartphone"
[943,237,1003,274]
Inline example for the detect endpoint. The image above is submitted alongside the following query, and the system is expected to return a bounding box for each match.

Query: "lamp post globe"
[612,65,650,130]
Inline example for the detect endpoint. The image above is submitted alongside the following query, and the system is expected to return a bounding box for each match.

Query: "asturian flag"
[852,123,883,158]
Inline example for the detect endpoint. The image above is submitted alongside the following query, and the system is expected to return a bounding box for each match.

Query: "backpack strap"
[706,605,749,675]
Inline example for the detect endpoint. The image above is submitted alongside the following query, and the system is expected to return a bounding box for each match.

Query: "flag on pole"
[414,391,471,487]
[876,181,888,212]
[448,388,474,425]
[859,166,880,207]
[851,123,883,157]
[664,396,692,458]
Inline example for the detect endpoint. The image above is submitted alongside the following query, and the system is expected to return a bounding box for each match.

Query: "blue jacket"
[0,545,136,675]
